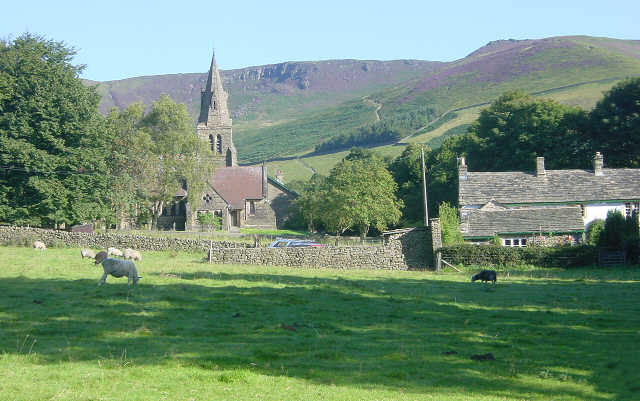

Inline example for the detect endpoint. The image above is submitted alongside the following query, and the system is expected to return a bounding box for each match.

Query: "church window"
[213,100,217,110]
[216,135,222,154]
[208,135,215,152]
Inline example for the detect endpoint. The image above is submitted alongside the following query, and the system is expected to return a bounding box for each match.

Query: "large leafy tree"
[389,143,430,224]
[293,173,328,232]
[0,33,108,227]
[588,78,640,167]
[102,103,154,228]
[467,90,589,171]
[138,95,213,229]
[322,151,402,240]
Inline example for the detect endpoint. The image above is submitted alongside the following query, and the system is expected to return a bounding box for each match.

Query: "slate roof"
[460,205,585,238]
[208,166,265,209]
[459,168,640,206]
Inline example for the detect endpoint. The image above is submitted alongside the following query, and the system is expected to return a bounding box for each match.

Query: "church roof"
[208,166,265,209]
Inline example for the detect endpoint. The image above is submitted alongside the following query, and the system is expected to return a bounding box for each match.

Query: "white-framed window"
[625,202,639,218]
[503,238,527,247]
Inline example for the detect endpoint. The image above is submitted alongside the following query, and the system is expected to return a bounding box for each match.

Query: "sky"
[2,0,639,82]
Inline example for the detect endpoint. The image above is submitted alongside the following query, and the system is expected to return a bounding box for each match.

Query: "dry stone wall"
[1,225,439,270]
[0,226,247,252]
[209,227,432,270]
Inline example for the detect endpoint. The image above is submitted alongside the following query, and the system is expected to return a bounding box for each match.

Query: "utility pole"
[421,147,429,227]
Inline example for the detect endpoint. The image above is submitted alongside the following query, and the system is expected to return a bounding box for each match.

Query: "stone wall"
[209,227,433,270]
[0,226,247,252]
[0,224,440,270]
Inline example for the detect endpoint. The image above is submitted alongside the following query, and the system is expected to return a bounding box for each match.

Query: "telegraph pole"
[421,147,429,227]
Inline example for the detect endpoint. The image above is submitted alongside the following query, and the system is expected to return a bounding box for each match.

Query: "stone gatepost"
[429,218,442,271]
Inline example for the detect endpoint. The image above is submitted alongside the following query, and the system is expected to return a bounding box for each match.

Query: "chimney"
[594,152,604,176]
[536,157,546,176]
[458,157,468,180]
[276,170,284,184]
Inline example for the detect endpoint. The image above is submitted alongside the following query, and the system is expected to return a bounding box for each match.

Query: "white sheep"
[123,248,142,261]
[33,241,46,251]
[107,247,123,257]
[81,248,96,259]
[97,258,141,286]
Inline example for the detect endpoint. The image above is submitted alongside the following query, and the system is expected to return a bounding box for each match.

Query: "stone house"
[157,51,294,231]
[457,153,640,246]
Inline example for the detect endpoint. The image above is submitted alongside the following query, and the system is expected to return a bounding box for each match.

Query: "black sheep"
[471,270,497,285]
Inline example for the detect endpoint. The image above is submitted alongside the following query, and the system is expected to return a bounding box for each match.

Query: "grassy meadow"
[1,246,639,400]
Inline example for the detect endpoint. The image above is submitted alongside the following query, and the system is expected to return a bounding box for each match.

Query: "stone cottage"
[457,153,640,246]
[157,52,295,231]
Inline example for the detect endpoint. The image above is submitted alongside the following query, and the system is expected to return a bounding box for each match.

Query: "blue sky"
[3,0,639,81]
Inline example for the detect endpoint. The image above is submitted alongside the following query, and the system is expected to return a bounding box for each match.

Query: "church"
[157,52,295,231]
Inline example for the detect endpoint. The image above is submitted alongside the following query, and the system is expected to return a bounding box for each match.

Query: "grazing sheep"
[94,251,108,265]
[107,247,123,257]
[81,248,96,259]
[33,241,46,251]
[472,270,497,285]
[123,248,142,261]
[97,257,141,286]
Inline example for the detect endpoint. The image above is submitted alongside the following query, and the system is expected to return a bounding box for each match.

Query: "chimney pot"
[594,152,604,176]
[536,157,546,176]
[458,157,468,180]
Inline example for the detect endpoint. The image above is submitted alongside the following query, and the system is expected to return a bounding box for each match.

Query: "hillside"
[89,36,640,169]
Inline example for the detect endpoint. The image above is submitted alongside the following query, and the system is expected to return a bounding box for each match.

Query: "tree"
[101,103,154,228]
[322,154,402,240]
[294,174,328,232]
[467,90,589,171]
[389,143,430,224]
[0,33,109,227]
[138,95,213,230]
[588,78,640,167]
[438,202,464,245]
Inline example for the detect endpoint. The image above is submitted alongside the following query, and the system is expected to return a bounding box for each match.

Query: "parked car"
[268,238,325,248]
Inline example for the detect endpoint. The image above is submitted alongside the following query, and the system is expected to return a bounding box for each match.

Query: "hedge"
[440,244,598,267]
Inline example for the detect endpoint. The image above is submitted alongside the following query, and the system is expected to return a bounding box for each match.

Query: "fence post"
[436,250,442,272]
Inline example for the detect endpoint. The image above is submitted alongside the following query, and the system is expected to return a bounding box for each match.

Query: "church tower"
[197,51,237,167]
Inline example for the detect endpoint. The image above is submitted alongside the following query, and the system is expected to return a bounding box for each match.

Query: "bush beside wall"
[440,244,598,267]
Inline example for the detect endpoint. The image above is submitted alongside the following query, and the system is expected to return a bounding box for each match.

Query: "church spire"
[196,49,236,167]
[198,50,231,126]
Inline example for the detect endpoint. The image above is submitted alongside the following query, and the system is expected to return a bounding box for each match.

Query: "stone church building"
[157,52,294,231]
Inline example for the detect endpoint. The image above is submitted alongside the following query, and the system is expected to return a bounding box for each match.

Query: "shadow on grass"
[1,270,639,400]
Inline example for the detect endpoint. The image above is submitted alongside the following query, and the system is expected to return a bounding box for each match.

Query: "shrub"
[438,202,464,245]
[440,244,597,267]
[585,219,605,246]
[197,212,222,231]
[599,211,639,254]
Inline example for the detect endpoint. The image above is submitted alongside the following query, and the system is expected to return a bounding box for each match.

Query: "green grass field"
[1,246,639,400]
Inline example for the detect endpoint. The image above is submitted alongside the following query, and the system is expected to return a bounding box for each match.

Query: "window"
[216,135,222,154]
[249,201,255,216]
[503,238,527,247]
[625,202,639,218]
[209,135,215,152]
[579,205,585,217]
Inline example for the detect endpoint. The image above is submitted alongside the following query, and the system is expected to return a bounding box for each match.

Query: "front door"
[231,210,239,227]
